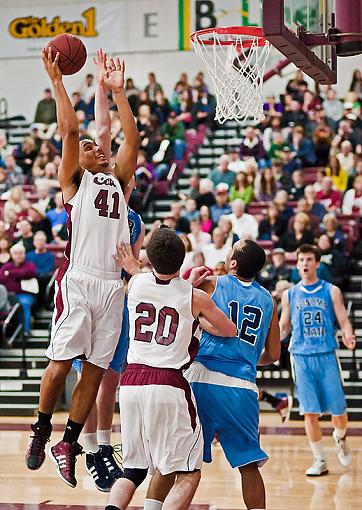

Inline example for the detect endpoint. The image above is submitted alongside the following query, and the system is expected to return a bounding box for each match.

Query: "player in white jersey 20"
[105,227,237,510]
[25,49,139,488]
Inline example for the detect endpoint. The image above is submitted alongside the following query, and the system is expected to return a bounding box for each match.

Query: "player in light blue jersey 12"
[143,240,280,510]
[280,244,356,477]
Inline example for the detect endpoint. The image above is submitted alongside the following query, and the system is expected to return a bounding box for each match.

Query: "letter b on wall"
[196,0,217,30]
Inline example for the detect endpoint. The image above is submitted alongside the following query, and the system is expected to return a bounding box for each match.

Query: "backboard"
[263,0,337,84]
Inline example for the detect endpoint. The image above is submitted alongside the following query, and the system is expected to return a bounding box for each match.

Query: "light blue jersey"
[196,274,274,383]
[288,280,337,355]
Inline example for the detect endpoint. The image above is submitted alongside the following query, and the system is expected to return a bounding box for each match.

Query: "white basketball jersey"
[127,272,200,369]
[64,170,129,273]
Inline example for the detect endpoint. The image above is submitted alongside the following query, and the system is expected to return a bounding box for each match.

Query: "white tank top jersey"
[64,170,129,273]
[127,272,201,370]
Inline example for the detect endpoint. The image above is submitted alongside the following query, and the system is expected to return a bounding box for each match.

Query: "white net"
[191,28,271,125]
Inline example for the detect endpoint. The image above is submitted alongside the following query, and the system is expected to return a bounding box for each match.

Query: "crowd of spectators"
[143,69,362,296]
[0,65,361,336]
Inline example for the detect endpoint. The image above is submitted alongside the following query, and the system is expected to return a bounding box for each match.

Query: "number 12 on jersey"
[228,301,263,346]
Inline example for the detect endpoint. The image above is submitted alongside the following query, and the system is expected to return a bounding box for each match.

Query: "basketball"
[45,34,87,75]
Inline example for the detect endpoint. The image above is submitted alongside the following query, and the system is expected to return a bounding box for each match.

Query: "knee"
[102,369,120,392]
[47,360,72,381]
[305,413,319,423]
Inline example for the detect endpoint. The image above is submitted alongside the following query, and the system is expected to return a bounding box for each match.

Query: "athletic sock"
[334,427,347,440]
[36,411,53,427]
[62,419,84,444]
[309,439,325,460]
[260,390,280,408]
[82,432,99,453]
[144,499,163,510]
[98,428,112,445]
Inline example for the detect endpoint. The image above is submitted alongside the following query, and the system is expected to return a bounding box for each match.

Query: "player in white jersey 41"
[25,48,139,488]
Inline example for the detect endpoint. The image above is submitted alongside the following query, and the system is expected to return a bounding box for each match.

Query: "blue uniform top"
[288,279,337,355]
[196,274,274,383]
[121,208,143,280]
[128,208,142,246]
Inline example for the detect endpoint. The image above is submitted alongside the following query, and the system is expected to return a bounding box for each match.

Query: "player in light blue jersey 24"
[143,240,280,510]
[280,244,356,477]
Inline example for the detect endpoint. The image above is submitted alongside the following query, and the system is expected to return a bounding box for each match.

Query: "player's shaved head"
[146,226,185,275]
[230,239,266,280]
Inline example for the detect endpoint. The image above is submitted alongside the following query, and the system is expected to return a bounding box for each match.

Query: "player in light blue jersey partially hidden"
[279,244,356,477]
[143,239,280,510]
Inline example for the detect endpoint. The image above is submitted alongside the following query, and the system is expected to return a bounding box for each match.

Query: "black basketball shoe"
[86,449,114,492]
[100,444,123,480]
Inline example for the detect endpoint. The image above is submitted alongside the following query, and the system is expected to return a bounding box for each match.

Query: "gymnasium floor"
[0,414,361,510]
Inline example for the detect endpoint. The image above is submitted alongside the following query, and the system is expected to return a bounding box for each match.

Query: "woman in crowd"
[342,175,362,215]
[258,203,288,243]
[0,236,11,267]
[278,211,314,252]
[229,172,254,204]
[254,167,277,202]
[179,234,195,277]
[3,186,25,222]
[325,154,348,192]
[32,140,56,178]
[199,205,214,234]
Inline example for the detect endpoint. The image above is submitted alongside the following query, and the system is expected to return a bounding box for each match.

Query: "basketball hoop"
[190,26,271,125]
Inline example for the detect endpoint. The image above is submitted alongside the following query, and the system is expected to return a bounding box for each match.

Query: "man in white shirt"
[188,219,211,251]
[229,199,259,240]
[202,227,229,269]
[337,141,355,176]
[228,147,246,173]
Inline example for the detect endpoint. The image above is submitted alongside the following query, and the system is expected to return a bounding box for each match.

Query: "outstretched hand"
[103,56,125,93]
[41,47,62,83]
[93,48,107,86]
[113,242,141,275]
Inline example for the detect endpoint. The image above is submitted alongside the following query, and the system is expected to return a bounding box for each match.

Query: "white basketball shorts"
[46,262,125,369]
[119,364,203,475]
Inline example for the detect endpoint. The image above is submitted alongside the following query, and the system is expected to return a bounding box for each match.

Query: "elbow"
[61,127,79,139]
[225,323,238,337]
[269,345,281,363]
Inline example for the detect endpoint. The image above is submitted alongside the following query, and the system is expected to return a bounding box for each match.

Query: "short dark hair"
[297,244,321,262]
[146,226,185,275]
[232,240,266,279]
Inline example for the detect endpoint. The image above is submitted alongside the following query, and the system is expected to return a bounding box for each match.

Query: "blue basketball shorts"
[292,351,346,416]
[73,297,130,375]
[186,362,268,469]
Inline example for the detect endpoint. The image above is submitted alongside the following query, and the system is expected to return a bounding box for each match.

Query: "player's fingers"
[109,57,116,70]
[47,46,52,64]
[54,52,60,65]
[115,57,121,70]
[121,60,125,74]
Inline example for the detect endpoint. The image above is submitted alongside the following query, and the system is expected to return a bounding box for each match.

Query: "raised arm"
[94,49,112,161]
[331,286,356,350]
[41,48,80,202]
[103,57,140,186]
[192,288,237,338]
[258,302,281,365]
[279,289,292,341]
